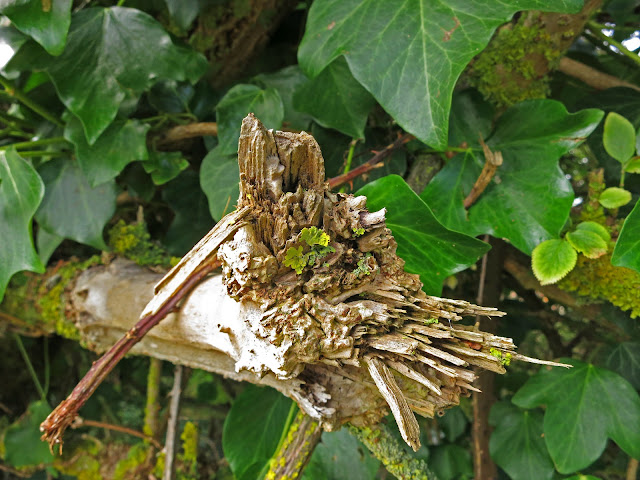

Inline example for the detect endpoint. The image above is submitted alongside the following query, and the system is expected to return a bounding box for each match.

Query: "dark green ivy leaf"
[429,444,473,480]
[200,146,240,221]
[65,116,150,186]
[605,341,640,390]
[356,175,490,295]
[612,199,640,273]
[293,57,375,139]
[0,148,44,301]
[298,0,583,149]
[4,400,53,467]
[36,158,117,250]
[513,359,640,474]
[142,150,189,185]
[489,402,554,480]
[421,98,603,254]
[0,0,71,55]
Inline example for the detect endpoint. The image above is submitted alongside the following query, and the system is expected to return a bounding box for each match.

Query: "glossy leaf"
[429,444,473,480]
[298,0,582,149]
[222,385,293,480]
[36,226,63,265]
[4,400,53,467]
[513,359,640,474]
[216,84,284,155]
[599,187,631,209]
[625,157,640,173]
[612,199,640,272]
[438,406,468,442]
[565,230,608,259]
[605,342,640,390]
[603,112,635,163]
[293,57,375,139]
[142,150,189,185]
[489,402,554,480]
[15,7,207,143]
[302,429,380,480]
[65,116,149,186]
[422,98,603,254]
[200,147,240,221]
[356,175,490,295]
[575,221,610,243]
[35,158,117,250]
[531,239,577,285]
[0,148,44,301]
[163,0,201,31]
[0,0,71,55]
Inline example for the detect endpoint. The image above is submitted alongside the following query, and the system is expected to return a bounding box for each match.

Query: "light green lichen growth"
[114,443,152,480]
[490,348,512,366]
[559,253,640,318]
[469,20,561,107]
[177,421,198,480]
[153,451,165,478]
[108,220,176,267]
[353,227,365,237]
[425,318,438,325]
[284,227,336,274]
[54,441,102,480]
[353,253,373,277]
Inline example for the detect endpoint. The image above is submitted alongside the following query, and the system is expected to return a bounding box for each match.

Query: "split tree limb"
[163,365,185,480]
[156,122,218,147]
[557,57,640,92]
[464,138,502,210]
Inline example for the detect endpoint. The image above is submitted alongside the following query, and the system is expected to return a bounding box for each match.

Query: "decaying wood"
[41,114,569,452]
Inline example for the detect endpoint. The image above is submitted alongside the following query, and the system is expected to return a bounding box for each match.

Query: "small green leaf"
[605,342,640,390]
[429,444,473,480]
[531,239,577,285]
[300,226,330,247]
[293,56,375,139]
[565,230,608,259]
[612,199,640,272]
[65,116,150,186]
[438,406,468,442]
[36,158,117,250]
[222,385,293,480]
[142,150,189,185]
[216,84,284,155]
[357,175,490,295]
[513,359,640,474]
[0,0,72,56]
[489,402,554,480]
[599,187,632,209]
[625,157,640,173]
[0,148,45,301]
[284,246,306,274]
[200,147,240,221]
[163,0,201,31]
[575,221,611,242]
[603,112,636,163]
[4,400,53,467]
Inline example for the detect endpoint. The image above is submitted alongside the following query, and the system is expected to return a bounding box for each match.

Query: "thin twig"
[12,333,47,401]
[627,457,638,480]
[0,462,32,478]
[0,75,64,127]
[464,137,502,209]
[328,133,414,189]
[163,364,185,480]
[557,57,640,92]
[587,22,640,67]
[71,417,162,449]
[156,122,218,147]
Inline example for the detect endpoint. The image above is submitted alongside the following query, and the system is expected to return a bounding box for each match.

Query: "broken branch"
[464,138,503,209]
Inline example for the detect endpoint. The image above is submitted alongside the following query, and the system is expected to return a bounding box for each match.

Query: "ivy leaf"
[15,7,207,143]
[599,187,632,209]
[625,157,640,173]
[531,239,577,285]
[163,0,201,31]
[605,342,640,390]
[200,147,240,221]
[489,402,554,480]
[4,400,53,467]
[422,98,603,254]
[429,444,473,480]
[298,0,583,149]
[603,112,636,163]
[142,150,189,185]
[222,385,293,480]
[575,221,610,243]
[0,148,44,301]
[216,84,284,155]
[65,116,150,186]
[438,406,468,442]
[612,199,640,272]
[356,175,490,295]
[513,359,640,474]
[565,230,608,259]
[35,158,117,250]
[36,226,63,265]
[0,0,71,56]
[293,57,375,139]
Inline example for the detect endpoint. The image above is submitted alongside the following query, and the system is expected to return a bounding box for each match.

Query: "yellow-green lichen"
[490,348,512,366]
[284,228,335,274]
[352,227,365,237]
[469,20,561,107]
[54,441,102,480]
[560,253,640,318]
[108,220,175,267]
[177,421,198,480]
[113,443,152,480]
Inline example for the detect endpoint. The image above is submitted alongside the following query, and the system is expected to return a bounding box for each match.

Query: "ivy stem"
[0,136,69,151]
[0,110,34,130]
[12,333,47,402]
[9,150,68,158]
[0,75,64,127]
[587,22,640,67]
[339,138,359,193]
[43,337,50,398]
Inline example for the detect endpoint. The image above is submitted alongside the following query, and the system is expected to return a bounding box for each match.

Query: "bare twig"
[627,457,639,480]
[144,358,163,441]
[464,138,502,209]
[0,462,32,477]
[557,57,640,92]
[328,133,414,189]
[156,122,218,147]
[71,417,162,449]
[163,365,185,480]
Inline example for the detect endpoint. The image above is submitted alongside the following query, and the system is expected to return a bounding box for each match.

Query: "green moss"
[284,228,335,274]
[153,451,165,478]
[353,227,365,237]
[353,253,373,277]
[114,443,152,480]
[107,220,173,267]
[55,441,102,480]
[469,20,561,107]
[490,348,512,366]
[177,421,198,480]
[560,253,640,318]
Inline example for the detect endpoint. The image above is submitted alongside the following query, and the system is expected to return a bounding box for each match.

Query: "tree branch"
[557,57,640,92]
[71,417,162,449]
[464,138,502,209]
[156,122,218,147]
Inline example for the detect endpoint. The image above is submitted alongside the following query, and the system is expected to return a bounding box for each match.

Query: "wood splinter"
[40,114,569,453]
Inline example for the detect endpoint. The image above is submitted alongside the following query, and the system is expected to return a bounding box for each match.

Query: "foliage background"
[0,0,640,479]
